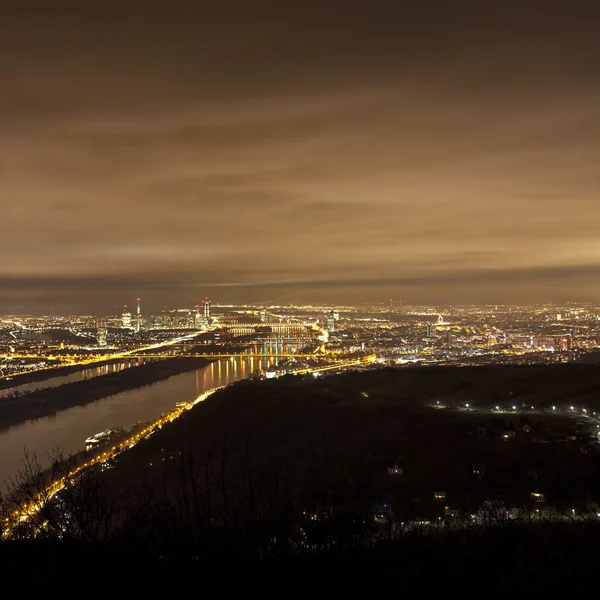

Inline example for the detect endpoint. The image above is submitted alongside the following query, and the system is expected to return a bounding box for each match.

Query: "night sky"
[2,2,600,313]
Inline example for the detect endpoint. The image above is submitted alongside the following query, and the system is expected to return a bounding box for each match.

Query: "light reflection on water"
[0,349,291,487]
[0,360,148,398]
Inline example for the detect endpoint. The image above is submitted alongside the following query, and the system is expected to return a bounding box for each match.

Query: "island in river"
[0,356,212,431]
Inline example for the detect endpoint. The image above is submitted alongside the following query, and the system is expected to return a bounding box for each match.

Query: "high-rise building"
[555,335,572,352]
[446,330,452,346]
[122,307,132,329]
[203,298,211,320]
[326,309,336,333]
[194,306,208,330]
[97,327,107,346]
[426,324,436,338]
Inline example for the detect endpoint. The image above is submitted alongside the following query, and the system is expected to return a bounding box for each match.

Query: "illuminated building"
[426,324,436,338]
[97,327,107,346]
[122,308,132,329]
[326,309,336,333]
[446,330,452,346]
[203,298,211,321]
[135,297,142,331]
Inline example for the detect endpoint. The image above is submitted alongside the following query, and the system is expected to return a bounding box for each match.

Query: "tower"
[136,297,142,331]
[98,327,107,346]
[203,297,211,321]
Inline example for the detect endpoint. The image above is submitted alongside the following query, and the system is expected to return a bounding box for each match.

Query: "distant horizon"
[1,299,599,318]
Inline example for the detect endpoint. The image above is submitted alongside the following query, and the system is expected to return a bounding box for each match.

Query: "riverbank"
[0,357,211,431]
[6,365,600,597]
[0,358,135,392]
[103,363,600,518]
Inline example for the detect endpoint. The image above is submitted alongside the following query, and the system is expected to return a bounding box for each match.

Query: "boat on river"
[85,429,119,446]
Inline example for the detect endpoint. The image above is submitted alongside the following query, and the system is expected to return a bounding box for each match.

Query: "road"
[2,385,223,537]
[0,333,200,382]
[2,354,374,536]
[291,355,378,374]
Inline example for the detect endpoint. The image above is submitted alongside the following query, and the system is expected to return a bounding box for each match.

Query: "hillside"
[102,364,600,514]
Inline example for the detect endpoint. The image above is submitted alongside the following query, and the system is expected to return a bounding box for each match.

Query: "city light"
[2,3,600,590]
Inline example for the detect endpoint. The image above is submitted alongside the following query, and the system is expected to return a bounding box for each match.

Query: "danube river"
[0,359,149,398]
[0,355,278,488]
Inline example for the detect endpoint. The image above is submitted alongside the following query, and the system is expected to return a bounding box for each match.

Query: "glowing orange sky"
[2,2,600,312]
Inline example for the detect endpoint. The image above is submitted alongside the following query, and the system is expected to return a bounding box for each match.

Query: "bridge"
[129,353,325,359]
[0,324,332,381]
[291,357,376,374]
[0,354,67,361]
[0,352,327,361]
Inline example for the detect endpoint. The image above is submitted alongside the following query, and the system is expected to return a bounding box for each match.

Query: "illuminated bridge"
[129,353,322,359]
[0,352,325,361]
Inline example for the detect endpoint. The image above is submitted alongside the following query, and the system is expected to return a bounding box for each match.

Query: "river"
[0,355,280,488]
[0,359,152,398]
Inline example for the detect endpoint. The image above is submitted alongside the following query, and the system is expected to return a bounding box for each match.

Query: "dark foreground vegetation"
[4,363,600,596]
[2,449,600,598]
[2,521,600,596]
[0,357,210,431]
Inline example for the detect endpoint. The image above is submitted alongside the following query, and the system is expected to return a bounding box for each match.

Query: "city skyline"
[3,2,600,312]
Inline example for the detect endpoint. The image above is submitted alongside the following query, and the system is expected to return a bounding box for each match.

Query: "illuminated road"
[2,386,222,537]
[2,355,375,537]
[130,353,325,358]
[290,355,378,374]
[0,333,199,382]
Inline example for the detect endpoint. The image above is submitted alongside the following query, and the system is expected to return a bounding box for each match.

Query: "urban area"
[1,299,596,380]
[3,299,600,586]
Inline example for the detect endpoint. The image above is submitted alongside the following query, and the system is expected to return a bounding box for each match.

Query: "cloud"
[1,1,600,310]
